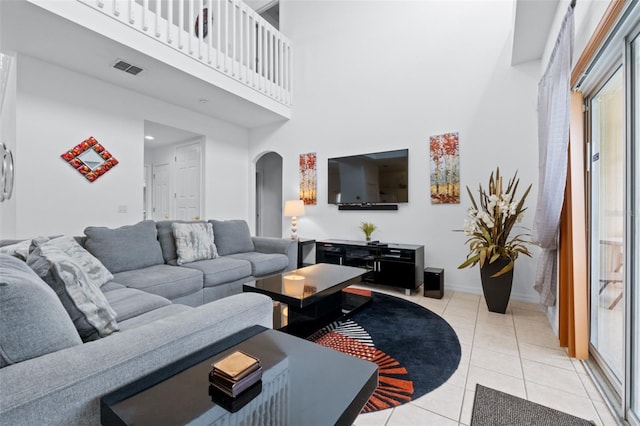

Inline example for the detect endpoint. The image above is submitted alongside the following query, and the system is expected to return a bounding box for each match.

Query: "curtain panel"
[532,6,575,307]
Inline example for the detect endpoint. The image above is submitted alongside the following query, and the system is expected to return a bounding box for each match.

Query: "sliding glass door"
[582,8,639,424]
[589,66,625,390]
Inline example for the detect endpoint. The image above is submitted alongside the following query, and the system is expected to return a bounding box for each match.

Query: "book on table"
[209,351,262,398]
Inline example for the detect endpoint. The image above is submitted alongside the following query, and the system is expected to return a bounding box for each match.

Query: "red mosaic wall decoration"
[61,136,118,182]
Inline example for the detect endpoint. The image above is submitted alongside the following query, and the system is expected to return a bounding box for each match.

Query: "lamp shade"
[284,200,305,217]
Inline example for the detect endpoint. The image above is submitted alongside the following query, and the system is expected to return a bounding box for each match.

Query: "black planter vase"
[480,258,514,314]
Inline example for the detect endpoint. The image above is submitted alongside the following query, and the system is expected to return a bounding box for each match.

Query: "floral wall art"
[429,132,460,204]
[299,152,317,205]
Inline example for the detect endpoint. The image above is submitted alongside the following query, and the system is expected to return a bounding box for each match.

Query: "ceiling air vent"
[113,60,143,75]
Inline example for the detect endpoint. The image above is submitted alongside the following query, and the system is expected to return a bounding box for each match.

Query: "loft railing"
[78,0,292,106]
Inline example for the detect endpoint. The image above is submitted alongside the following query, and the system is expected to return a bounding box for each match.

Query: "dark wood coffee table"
[243,263,372,336]
[101,326,378,426]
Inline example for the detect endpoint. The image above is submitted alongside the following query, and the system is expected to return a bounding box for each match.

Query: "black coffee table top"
[101,326,378,426]
[243,263,366,308]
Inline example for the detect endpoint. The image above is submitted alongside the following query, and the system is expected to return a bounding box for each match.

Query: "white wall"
[5,54,249,238]
[250,0,543,302]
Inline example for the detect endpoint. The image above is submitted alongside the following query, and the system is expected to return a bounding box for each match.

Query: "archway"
[255,151,283,237]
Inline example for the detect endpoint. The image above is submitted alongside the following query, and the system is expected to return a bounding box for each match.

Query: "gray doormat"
[471,384,596,426]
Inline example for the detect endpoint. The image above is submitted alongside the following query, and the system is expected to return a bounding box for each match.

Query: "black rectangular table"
[101,326,378,426]
[243,264,372,336]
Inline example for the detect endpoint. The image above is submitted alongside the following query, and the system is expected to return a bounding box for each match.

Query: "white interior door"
[152,163,170,220]
[175,142,201,221]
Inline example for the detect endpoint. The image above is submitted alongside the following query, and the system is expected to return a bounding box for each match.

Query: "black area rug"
[471,384,596,426]
[308,291,461,413]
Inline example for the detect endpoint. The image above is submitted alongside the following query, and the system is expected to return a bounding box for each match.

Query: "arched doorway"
[255,151,283,237]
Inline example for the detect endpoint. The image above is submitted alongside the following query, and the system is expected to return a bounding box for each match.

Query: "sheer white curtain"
[532,5,574,307]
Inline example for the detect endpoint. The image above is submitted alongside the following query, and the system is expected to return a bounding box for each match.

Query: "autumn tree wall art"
[429,132,460,204]
[299,152,317,205]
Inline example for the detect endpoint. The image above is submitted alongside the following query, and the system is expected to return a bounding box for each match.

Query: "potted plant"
[359,222,377,242]
[458,168,533,313]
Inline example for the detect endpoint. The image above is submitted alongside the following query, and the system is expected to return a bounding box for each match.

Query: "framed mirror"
[61,136,118,182]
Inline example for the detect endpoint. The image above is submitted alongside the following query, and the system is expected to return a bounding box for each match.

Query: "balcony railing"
[78,0,292,106]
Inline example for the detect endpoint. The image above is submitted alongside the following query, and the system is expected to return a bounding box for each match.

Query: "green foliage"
[458,168,533,277]
[359,222,377,238]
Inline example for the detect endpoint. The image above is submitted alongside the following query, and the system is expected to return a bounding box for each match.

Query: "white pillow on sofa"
[44,236,114,287]
[27,245,119,341]
[172,222,218,265]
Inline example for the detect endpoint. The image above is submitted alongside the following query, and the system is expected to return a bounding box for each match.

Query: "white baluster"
[155,0,161,37]
[128,0,135,24]
[142,0,149,31]
[224,0,229,72]
[207,0,213,64]
[238,3,244,81]
[198,0,204,59]
[179,0,184,49]
[189,0,194,54]
[216,0,221,68]
[97,0,104,8]
[250,15,255,87]
[167,0,173,44]
[112,0,119,16]
[232,0,236,76]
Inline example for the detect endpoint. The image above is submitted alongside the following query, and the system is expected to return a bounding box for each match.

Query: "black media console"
[315,239,425,294]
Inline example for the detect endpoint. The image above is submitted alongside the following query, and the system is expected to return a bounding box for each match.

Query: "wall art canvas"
[61,136,119,182]
[299,152,317,205]
[429,132,460,204]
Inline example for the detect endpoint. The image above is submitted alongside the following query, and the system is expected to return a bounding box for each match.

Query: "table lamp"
[284,200,305,240]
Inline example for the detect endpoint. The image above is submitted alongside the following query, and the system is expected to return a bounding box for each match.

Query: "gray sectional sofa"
[0,219,297,425]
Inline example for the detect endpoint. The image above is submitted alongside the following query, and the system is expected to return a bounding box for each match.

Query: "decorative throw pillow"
[209,220,255,256]
[0,236,52,260]
[44,236,114,287]
[0,240,31,260]
[27,245,119,341]
[172,222,218,265]
[84,220,164,273]
[0,254,82,368]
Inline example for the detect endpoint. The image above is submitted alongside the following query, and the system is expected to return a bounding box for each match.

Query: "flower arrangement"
[458,168,533,277]
[359,222,377,241]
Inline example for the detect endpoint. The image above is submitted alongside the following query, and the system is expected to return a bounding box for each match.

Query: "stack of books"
[209,351,262,398]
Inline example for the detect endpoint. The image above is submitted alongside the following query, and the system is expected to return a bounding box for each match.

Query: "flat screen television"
[327,149,409,205]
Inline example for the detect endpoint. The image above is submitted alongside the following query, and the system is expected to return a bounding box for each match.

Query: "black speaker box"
[424,268,444,299]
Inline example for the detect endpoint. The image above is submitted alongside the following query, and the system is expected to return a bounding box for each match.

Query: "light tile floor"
[351,285,619,426]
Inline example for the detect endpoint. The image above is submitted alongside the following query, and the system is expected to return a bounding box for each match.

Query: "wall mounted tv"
[328,149,408,207]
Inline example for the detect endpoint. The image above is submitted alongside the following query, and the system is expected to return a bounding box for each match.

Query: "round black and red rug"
[308,290,461,413]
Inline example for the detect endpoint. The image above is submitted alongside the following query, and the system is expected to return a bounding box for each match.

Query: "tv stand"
[316,239,425,294]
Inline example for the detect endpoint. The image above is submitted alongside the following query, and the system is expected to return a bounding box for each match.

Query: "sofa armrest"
[252,237,297,271]
[0,293,273,426]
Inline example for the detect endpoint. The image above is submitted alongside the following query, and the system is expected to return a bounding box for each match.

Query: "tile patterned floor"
[350,286,619,426]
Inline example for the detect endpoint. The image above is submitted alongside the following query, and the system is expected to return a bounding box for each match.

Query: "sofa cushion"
[117,304,193,331]
[27,245,119,341]
[209,220,255,256]
[44,236,114,287]
[181,257,252,287]
[112,264,203,300]
[103,287,171,322]
[0,254,82,368]
[156,220,189,265]
[172,222,218,265]
[84,220,164,273]
[227,252,289,276]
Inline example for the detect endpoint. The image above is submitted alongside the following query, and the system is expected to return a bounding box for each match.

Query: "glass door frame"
[578,7,640,422]
[627,21,640,426]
